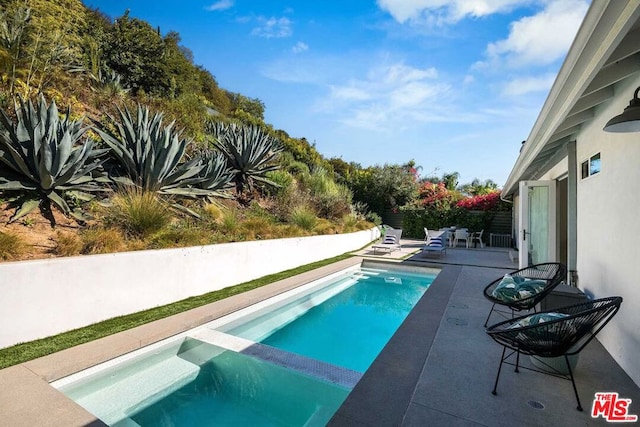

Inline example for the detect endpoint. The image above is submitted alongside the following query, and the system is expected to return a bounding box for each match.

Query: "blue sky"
[82,0,589,187]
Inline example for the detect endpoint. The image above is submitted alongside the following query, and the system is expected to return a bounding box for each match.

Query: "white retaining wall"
[0,227,380,349]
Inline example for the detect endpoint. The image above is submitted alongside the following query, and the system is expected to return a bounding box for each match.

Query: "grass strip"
[0,253,354,370]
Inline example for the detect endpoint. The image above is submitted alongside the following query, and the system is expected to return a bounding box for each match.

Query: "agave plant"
[93,104,232,198]
[0,96,109,223]
[208,122,283,200]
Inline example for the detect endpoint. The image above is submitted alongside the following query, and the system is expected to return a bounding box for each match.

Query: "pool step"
[190,329,362,389]
[66,356,200,426]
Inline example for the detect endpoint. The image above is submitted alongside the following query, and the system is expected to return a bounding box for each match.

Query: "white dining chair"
[453,229,469,248]
[471,229,484,248]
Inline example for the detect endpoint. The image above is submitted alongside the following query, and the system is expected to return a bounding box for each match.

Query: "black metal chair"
[486,296,623,411]
[483,262,567,327]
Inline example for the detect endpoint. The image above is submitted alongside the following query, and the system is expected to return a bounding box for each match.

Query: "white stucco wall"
[520,75,640,386]
[0,227,380,349]
[572,75,640,386]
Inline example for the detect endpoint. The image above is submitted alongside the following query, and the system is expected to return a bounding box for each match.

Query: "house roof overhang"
[502,0,640,198]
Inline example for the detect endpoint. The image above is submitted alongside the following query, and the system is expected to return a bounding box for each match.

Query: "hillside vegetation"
[0,1,505,262]
[0,0,381,261]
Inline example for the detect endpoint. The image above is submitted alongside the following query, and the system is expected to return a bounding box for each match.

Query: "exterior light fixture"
[603,86,640,132]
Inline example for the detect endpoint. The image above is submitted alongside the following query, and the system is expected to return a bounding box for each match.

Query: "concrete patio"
[0,241,638,426]
[332,240,640,426]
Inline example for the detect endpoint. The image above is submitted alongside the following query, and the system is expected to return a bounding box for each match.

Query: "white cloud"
[320,62,451,131]
[501,73,556,96]
[376,0,530,25]
[292,41,308,53]
[205,0,234,12]
[330,86,372,101]
[484,0,588,68]
[251,17,293,38]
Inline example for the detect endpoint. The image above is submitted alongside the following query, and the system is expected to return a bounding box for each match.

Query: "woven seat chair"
[486,296,622,411]
[483,262,567,327]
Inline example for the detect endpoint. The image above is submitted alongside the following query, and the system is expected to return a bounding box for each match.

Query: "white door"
[518,180,556,268]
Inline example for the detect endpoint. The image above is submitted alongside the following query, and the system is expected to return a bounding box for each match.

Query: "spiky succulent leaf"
[9,199,40,223]
[209,122,283,195]
[196,151,234,193]
[47,190,70,215]
[93,104,233,198]
[0,95,109,223]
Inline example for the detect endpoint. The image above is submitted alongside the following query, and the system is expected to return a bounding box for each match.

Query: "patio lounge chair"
[483,262,567,327]
[422,232,447,257]
[486,296,622,411]
[372,229,403,255]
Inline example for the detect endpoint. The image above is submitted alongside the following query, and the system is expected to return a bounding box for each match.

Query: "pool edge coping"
[328,262,462,426]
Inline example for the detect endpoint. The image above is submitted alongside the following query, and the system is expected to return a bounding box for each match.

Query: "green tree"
[459,178,499,196]
[350,163,419,215]
[162,31,199,98]
[442,171,460,191]
[328,157,360,185]
[103,11,167,95]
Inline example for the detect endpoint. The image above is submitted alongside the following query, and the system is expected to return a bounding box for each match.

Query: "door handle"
[522,229,529,241]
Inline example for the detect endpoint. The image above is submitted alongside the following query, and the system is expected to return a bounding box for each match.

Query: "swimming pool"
[54,262,438,426]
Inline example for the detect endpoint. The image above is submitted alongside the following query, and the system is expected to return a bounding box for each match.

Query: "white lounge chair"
[372,229,403,254]
[422,232,447,257]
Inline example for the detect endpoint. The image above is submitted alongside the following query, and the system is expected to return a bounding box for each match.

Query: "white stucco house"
[502,1,640,387]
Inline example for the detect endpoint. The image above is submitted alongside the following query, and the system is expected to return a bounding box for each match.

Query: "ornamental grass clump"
[289,205,317,231]
[81,228,128,254]
[0,231,26,260]
[53,231,83,256]
[149,224,210,249]
[108,186,172,238]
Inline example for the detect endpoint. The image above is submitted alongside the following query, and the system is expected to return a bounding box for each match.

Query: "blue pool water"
[131,342,349,427]
[55,264,438,426]
[227,268,434,372]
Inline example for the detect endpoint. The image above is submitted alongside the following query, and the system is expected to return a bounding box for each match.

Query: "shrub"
[305,168,352,219]
[286,160,310,176]
[341,214,358,232]
[264,170,293,197]
[365,211,382,226]
[208,122,283,200]
[456,191,510,211]
[314,218,339,235]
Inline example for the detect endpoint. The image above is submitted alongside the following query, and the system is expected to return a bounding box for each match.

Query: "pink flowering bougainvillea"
[456,191,504,211]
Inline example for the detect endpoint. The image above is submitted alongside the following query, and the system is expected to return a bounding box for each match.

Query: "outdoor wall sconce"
[603,86,640,132]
